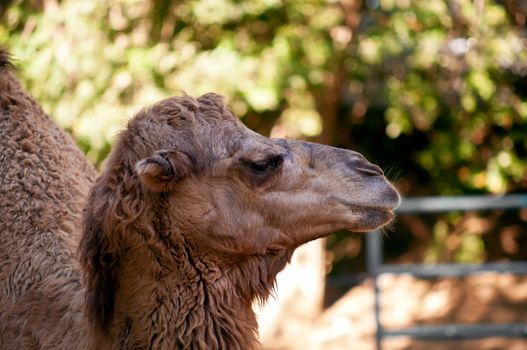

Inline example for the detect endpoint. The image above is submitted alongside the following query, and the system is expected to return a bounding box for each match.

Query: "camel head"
[124,93,399,254]
[80,93,400,336]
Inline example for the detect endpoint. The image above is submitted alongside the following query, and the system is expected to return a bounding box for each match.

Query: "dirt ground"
[262,273,527,350]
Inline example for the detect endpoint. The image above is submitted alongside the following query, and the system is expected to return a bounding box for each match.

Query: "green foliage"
[2,0,348,166]
[356,0,527,195]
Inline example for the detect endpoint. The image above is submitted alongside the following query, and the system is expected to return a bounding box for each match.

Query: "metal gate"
[366,194,527,350]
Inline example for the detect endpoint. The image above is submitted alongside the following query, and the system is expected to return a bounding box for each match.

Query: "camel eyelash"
[243,155,284,175]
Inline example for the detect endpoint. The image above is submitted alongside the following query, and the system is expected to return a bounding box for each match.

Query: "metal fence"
[366,194,527,350]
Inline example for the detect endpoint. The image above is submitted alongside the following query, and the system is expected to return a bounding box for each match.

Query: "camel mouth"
[336,200,397,232]
[337,199,399,213]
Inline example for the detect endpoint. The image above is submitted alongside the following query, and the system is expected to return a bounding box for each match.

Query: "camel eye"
[246,155,283,175]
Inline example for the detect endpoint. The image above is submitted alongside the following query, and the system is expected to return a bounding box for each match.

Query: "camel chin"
[343,207,396,232]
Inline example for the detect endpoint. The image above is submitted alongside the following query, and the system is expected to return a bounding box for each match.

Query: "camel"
[0,48,400,349]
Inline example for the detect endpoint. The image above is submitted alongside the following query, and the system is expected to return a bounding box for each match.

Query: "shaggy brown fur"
[0,48,96,348]
[0,48,400,349]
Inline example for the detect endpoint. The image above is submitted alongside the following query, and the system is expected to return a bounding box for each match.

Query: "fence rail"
[382,323,527,340]
[396,194,527,213]
[377,261,527,277]
[366,194,527,350]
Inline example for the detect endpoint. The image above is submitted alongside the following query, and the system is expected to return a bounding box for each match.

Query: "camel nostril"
[346,160,384,177]
[357,164,384,176]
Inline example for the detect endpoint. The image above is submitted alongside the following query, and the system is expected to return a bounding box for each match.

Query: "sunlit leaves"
[271,78,322,138]
[192,0,243,25]
[468,70,495,101]
[358,0,527,196]
[425,215,486,264]
[358,38,381,64]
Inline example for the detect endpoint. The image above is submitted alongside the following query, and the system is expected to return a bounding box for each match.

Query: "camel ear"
[135,149,192,191]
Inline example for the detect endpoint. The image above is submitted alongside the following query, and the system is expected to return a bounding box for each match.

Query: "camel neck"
[91,192,294,349]
[104,236,265,350]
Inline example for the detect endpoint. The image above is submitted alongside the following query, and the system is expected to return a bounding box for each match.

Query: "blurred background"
[2,0,527,349]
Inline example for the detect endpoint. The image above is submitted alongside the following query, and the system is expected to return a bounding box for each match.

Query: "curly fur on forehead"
[132,93,235,127]
[118,92,245,170]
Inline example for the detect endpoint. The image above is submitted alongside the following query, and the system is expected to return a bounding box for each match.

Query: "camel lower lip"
[346,207,396,232]
[338,201,396,231]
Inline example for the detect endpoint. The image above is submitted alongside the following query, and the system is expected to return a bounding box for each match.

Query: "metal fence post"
[367,230,384,350]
